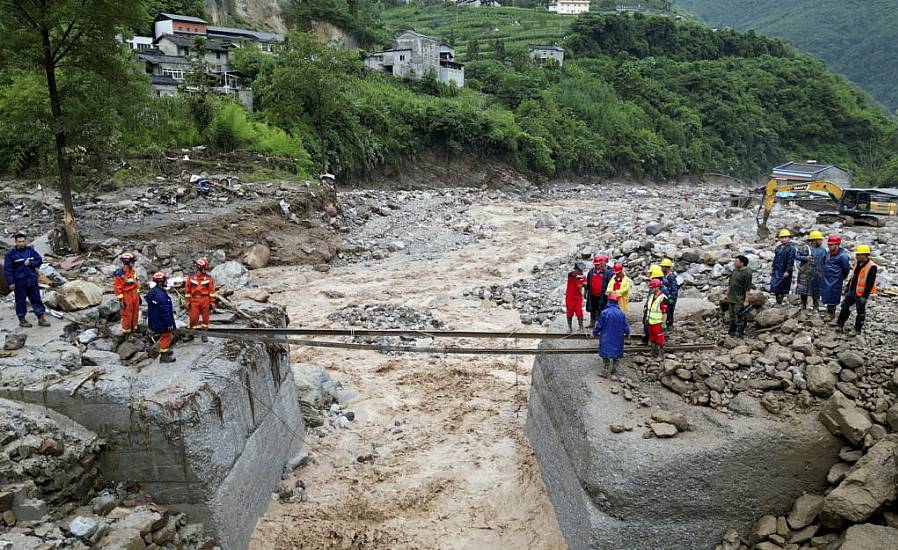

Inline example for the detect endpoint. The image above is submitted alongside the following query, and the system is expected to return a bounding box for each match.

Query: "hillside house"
[365,31,464,87]
[771,162,852,186]
[555,0,591,15]
[131,13,284,110]
[528,45,564,66]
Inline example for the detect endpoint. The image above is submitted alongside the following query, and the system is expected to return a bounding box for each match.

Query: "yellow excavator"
[756,179,898,237]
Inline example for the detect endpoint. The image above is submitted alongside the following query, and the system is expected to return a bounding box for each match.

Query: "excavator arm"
[757,179,844,236]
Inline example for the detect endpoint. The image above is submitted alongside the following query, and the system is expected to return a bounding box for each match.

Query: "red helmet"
[612,262,624,274]
[152,271,167,282]
[649,279,663,288]
[592,256,602,264]
[195,257,209,269]
[827,234,842,245]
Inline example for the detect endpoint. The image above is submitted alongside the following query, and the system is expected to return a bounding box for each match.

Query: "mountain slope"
[674,0,898,111]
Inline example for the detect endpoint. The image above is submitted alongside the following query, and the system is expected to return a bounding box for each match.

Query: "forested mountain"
[674,0,898,111]
[3,2,898,188]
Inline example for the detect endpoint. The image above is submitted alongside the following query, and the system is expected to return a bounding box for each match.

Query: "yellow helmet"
[660,258,674,267]
[856,244,872,255]
[808,230,824,240]
[649,265,664,278]
[777,229,792,238]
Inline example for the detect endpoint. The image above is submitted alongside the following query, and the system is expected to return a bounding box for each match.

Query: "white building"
[556,0,591,15]
[365,31,464,87]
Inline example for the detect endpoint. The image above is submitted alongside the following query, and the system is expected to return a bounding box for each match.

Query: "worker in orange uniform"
[565,263,587,333]
[186,257,215,341]
[114,252,141,336]
[646,278,668,358]
[835,244,877,334]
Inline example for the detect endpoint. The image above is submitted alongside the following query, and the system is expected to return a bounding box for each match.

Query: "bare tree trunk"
[41,30,79,253]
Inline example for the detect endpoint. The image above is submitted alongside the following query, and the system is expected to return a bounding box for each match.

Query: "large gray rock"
[840,523,898,550]
[818,392,872,445]
[754,308,788,328]
[56,280,103,311]
[823,435,898,522]
[211,261,250,289]
[787,493,824,529]
[293,363,339,408]
[806,365,836,398]
[241,243,270,270]
[526,319,841,550]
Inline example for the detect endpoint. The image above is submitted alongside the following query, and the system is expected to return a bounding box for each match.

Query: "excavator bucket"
[756,222,770,239]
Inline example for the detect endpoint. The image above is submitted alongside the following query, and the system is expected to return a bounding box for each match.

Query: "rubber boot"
[578,318,584,332]
[658,347,666,360]
[38,315,50,327]
[588,311,596,329]
[854,313,865,334]
[567,317,573,334]
[824,305,836,322]
[18,317,32,328]
[201,335,209,343]
[601,358,610,378]
[159,351,175,363]
[650,343,659,357]
[800,295,807,310]
[835,306,851,328]
[735,323,745,339]
[812,298,820,313]
[609,358,618,376]
[728,321,737,337]
[775,294,784,305]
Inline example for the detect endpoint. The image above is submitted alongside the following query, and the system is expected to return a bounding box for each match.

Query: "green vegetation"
[3,2,898,192]
[674,0,898,111]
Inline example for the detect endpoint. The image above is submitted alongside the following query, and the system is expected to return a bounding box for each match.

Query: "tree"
[493,38,507,62]
[465,38,480,61]
[0,0,144,252]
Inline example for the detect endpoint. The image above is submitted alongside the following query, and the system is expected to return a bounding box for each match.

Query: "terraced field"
[380,5,572,57]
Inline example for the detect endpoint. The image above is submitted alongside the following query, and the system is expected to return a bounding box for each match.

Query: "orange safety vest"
[851,260,877,297]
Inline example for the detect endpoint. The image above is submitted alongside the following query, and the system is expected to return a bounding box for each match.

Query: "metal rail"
[203,327,639,340]
[194,329,715,355]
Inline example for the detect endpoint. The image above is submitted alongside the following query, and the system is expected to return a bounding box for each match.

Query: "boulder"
[818,392,872,445]
[754,308,788,328]
[211,260,250,289]
[69,515,98,538]
[837,351,865,370]
[98,527,146,550]
[823,435,898,522]
[620,240,641,254]
[241,243,271,270]
[3,334,26,351]
[645,222,667,236]
[293,363,339,409]
[839,523,898,550]
[526,319,841,550]
[56,280,103,311]
[82,350,122,366]
[806,365,836,398]
[650,422,678,438]
[887,403,898,432]
[748,514,777,545]
[787,493,824,530]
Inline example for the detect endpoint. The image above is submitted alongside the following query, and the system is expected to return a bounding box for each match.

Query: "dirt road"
[248,200,586,549]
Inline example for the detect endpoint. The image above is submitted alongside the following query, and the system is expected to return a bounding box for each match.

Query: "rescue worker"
[606,262,632,313]
[795,231,827,312]
[565,263,587,333]
[591,292,629,377]
[835,244,877,334]
[3,233,50,328]
[145,272,176,363]
[646,279,668,357]
[186,257,216,341]
[727,255,753,338]
[660,258,679,327]
[770,229,797,305]
[113,252,141,335]
[642,264,666,344]
[821,235,851,321]
[584,255,613,327]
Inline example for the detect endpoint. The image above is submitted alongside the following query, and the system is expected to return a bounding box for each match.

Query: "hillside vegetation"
[674,0,898,111]
[3,3,898,187]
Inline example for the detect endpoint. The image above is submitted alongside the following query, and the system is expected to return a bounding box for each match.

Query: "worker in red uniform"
[565,263,587,332]
[113,252,141,336]
[186,257,215,341]
[646,278,668,358]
